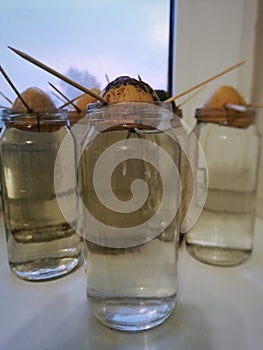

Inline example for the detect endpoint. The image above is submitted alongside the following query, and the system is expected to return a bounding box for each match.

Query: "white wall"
[173,0,262,216]
[252,0,263,217]
[174,0,258,126]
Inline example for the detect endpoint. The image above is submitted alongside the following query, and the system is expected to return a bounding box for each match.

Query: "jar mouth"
[88,101,171,113]
[2,109,68,132]
[2,108,68,122]
[195,106,255,128]
[88,101,182,119]
[86,101,181,119]
[85,102,181,132]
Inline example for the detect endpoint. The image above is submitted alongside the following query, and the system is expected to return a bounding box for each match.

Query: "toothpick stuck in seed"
[249,104,263,109]
[177,85,207,108]
[165,60,246,103]
[224,103,247,112]
[105,73,110,84]
[59,94,83,109]
[48,82,81,112]
[0,91,13,105]
[50,91,67,104]
[0,65,32,112]
[8,46,107,104]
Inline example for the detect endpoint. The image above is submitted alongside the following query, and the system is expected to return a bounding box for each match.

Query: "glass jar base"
[89,296,176,332]
[186,243,252,266]
[10,256,81,281]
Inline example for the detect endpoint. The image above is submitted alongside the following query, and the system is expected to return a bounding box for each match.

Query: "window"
[0,0,173,114]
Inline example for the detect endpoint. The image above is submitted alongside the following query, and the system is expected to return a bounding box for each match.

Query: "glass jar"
[68,110,85,127]
[185,107,261,266]
[76,102,181,331]
[0,109,82,281]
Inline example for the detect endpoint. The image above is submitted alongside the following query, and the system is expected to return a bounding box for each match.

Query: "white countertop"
[0,216,263,350]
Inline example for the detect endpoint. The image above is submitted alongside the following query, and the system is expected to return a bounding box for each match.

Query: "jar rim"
[195,106,255,128]
[83,102,182,132]
[2,108,68,122]
[1,108,69,132]
[86,101,179,120]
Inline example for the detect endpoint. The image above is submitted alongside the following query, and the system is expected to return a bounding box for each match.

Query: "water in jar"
[1,126,82,281]
[186,123,260,266]
[78,126,180,331]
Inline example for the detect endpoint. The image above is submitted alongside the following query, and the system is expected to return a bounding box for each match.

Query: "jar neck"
[85,102,177,131]
[195,107,255,128]
[2,109,68,132]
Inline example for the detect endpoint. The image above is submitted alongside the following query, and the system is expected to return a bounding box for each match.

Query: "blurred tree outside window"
[0,0,171,114]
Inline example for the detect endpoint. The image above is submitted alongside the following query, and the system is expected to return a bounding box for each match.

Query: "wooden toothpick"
[165,60,246,103]
[0,65,31,112]
[105,73,110,84]
[224,103,247,112]
[51,91,67,104]
[250,104,263,108]
[8,46,107,104]
[48,82,81,112]
[177,85,207,108]
[0,91,13,105]
[59,94,83,109]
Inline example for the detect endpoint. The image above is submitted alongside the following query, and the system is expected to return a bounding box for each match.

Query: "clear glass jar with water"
[185,107,261,266]
[0,109,82,281]
[77,102,181,331]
